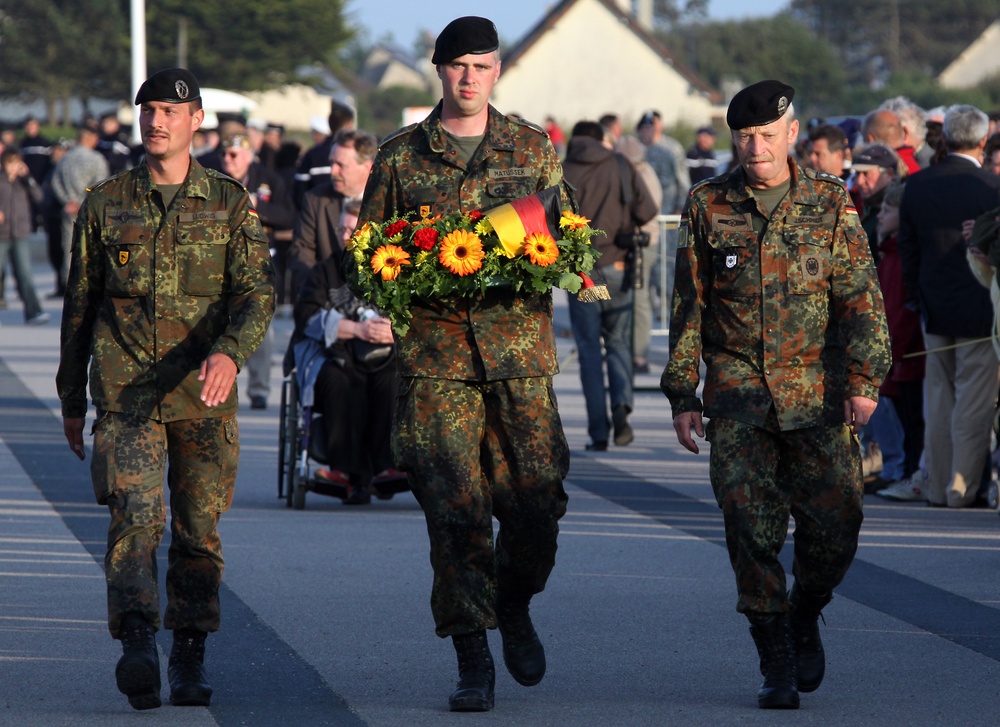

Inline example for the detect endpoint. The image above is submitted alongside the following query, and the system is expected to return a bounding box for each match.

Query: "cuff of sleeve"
[61,400,88,418]
[848,379,880,402]
[211,345,245,372]
[666,395,703,416]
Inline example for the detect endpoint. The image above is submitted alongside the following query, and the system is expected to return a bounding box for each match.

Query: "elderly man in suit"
[286,129,376,299]
[887,105,1000,507]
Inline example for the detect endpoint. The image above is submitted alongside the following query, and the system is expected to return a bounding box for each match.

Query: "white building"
[490,0,724,130]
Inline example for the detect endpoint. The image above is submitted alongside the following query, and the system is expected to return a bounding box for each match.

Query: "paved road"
[2,264,1000,726]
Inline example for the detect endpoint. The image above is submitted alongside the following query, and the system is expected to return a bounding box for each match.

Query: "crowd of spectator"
[5,90,1000,509]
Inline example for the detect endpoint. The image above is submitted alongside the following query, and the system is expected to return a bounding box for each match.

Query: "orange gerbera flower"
[438,229,484,276]
[370,244,411,281]
[523,232,559,266]
[559,211,590,231]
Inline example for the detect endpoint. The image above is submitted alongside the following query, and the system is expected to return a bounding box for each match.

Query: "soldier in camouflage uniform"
[350,17,570,713]
[661,81,890,710]
[56,68,274,711]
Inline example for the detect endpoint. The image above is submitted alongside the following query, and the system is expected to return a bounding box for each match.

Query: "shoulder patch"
[689,177,714,195]
[206,168,247,191]
[88,167,131,194]
[378,122,419,150]
[803,167,847,187]
[505,114,548,137]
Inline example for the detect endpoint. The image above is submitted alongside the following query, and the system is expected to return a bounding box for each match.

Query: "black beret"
[726,80,795,130]
[134,68,201,105]
[431,16,499,65]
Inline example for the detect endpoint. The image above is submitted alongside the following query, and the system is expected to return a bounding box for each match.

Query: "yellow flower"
[560,211,590,231]
[439,229,484,276]
[523,232,559,267]
[348,222,374,252]
[474,218,494,236]
[370,244,411,281]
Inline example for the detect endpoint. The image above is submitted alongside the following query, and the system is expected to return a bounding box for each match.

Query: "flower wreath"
[346,187,609,335]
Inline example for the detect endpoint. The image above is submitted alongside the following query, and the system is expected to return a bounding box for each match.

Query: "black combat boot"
[495,594,546,686]
[448,631,495,712]
[748,615,799,709]
[115,612,161,710]
[788,584,832,693]
[168,629,213,706]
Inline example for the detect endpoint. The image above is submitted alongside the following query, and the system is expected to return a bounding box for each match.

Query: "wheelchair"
[277,374,409,509]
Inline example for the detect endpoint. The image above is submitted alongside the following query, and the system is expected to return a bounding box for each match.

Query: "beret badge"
[175,80,189,100]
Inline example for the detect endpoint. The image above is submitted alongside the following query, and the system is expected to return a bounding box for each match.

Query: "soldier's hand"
[198,353,238,408]
[63,417,86,461]
[673,411,705,454]
[844,396,877,435]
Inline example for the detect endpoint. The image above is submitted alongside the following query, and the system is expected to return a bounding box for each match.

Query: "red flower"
[468,210,483,221]
[413,227,440,251]
[384,220,409,238]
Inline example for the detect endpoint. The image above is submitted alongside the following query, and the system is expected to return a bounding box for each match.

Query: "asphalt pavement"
[3,261,1000,726]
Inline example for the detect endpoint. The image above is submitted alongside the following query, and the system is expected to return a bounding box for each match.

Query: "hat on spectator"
[726,80,795,130]
[200,111,219,131]
[221,133,253,151]
[432,16,499,64]
[79,118,100,134]
[637,110,661,129]
[310,115,331,135]
[134,68,201,105]
[851,143,899,171]
[696,125,717,136]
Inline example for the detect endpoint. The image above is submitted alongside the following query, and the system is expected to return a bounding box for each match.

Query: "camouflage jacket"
[354,102,564,381]
[57,158,275,421]
[661,160,890,431]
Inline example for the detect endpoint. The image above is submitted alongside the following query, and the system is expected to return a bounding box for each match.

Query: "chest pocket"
[710,232,756,297]
[102,225,150,297]
[785,227,832,295]
[177,221,229,296]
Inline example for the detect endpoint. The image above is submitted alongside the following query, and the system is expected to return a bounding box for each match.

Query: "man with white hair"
[889,105,1000,506]
[880,96,932,168]
[663,79,889,710]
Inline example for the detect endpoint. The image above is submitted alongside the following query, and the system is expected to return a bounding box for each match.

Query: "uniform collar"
[135,155,212,200]
[420,102,517,161]
[724,158,825,208]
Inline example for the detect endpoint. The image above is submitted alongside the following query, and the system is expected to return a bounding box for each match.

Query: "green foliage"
[0,0,129,101]
[358,85,435,139]
[145,0,353,91]
[790,0,1000,79]
[662,15,847,116]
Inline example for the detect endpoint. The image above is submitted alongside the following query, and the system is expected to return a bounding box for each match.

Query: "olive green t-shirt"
[444,131,485,167]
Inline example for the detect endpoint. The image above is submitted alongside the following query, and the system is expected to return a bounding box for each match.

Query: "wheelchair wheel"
[278,378,290,501]
[281,377,306,509]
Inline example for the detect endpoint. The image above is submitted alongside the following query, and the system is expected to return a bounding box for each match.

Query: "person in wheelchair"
[285,201,402,505]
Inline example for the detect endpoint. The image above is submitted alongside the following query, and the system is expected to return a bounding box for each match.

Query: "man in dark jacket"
[220,131,295,410]
[562,120,658,450]
[897,104,1000,507]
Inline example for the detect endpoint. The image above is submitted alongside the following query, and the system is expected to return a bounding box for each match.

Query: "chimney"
[635,0,653,30]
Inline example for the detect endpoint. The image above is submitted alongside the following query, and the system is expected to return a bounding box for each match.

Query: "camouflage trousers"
[393,376,570,637]
[706,416,863,616]
[90,411,239,638]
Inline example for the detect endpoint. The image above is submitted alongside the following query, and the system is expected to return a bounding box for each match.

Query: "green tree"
[651,0,708,28]
[0,0,129,120]
[357,85,435,139]
[662,15,847,118]
[790,0,1000,82]
[145,0,353,91]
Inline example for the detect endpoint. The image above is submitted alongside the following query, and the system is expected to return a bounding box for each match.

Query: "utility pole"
[130,0,146,144]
